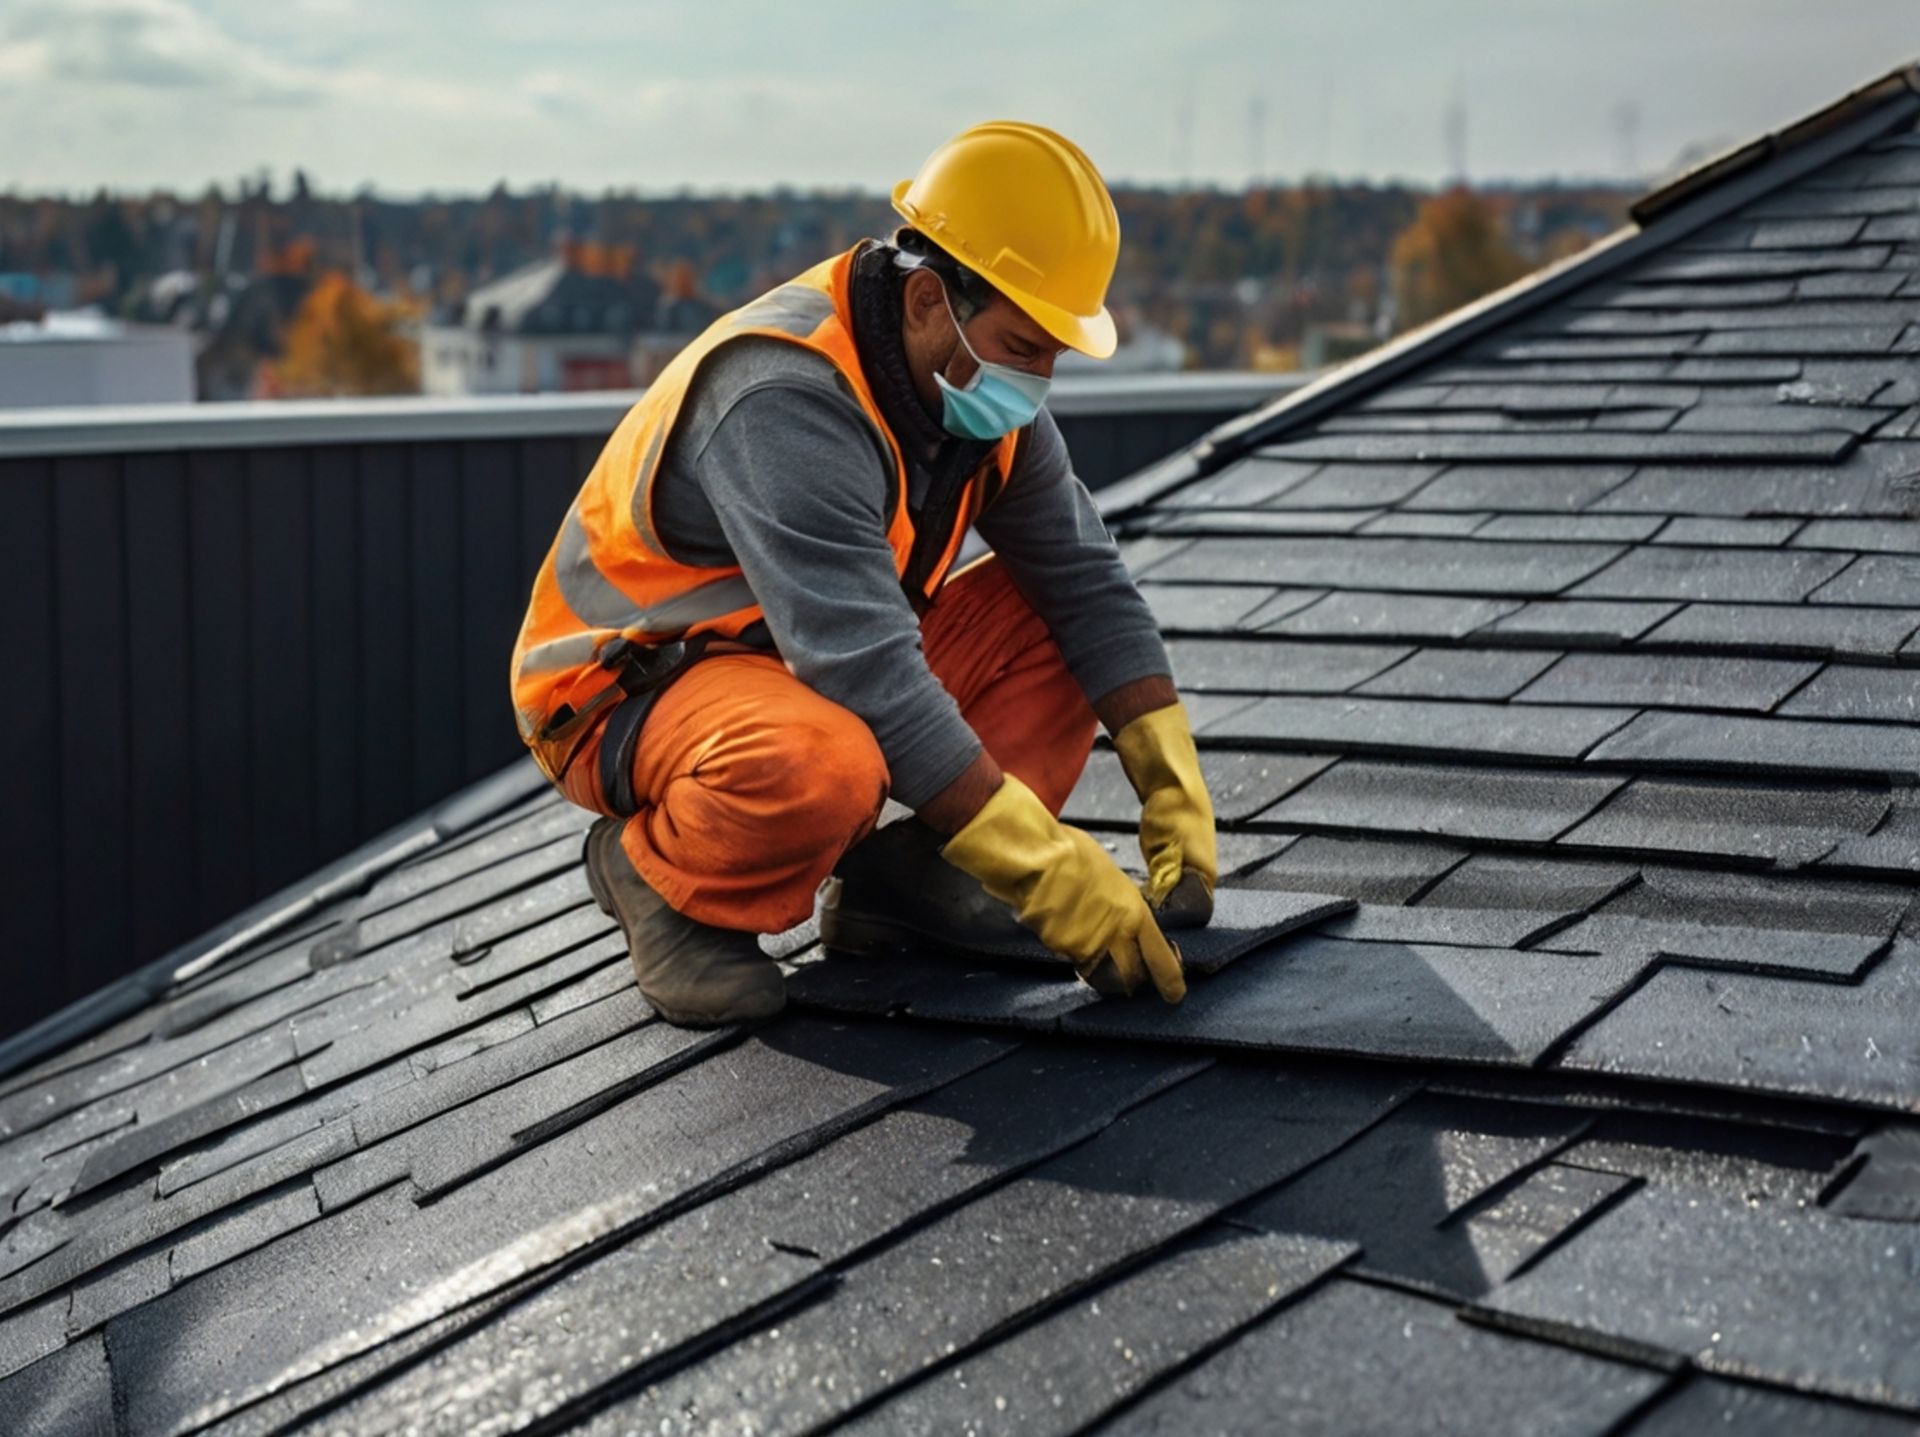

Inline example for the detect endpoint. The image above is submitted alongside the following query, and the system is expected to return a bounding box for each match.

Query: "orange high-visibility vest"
[510,243,1019,783]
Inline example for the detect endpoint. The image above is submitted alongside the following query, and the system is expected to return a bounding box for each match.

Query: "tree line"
[0,177,1634,374]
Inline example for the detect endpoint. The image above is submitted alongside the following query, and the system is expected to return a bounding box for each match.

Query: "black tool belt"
[594,635,711,817]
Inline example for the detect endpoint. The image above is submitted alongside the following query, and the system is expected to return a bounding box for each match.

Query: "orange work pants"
[558,556,1099,933]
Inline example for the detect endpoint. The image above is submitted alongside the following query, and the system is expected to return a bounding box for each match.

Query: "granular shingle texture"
[5,69,1920,1437]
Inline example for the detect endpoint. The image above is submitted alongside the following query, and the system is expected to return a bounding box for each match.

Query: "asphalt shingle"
[1473,1184,1920,1409]
[1260,590,1524,641]
[1555,775,1890,866]
[1352,647,1564,700]
[1146,535,1625,595]
[1059,938,1654,1067]
[1779,664,1920,720]
[1585,709,1920,781]
[1539,862,1907,977]
[8,69,1920,1437]
[1636,601,1920,659]
[832,1224,1354,1437]
[1210,694,1637,763]
[1106,1277,1664,1437]
[1513,650,1821,711]
[1259,759,1628,842]
[1234,1093,1591,1297]
[1566,545,1853,603]
[1243,833,1467,904]
[1556,942,1920,1111]
[1482,599,1682,645]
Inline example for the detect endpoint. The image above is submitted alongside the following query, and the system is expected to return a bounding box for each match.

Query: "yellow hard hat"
[891,120,1121,359]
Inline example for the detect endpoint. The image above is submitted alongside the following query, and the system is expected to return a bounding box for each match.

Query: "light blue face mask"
[933,287,1052,441]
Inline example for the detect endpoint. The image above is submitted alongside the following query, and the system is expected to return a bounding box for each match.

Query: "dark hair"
[892,227,998,324]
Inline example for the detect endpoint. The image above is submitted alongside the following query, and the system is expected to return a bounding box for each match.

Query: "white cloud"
[1,0,324,103]
[1,0,1916,195]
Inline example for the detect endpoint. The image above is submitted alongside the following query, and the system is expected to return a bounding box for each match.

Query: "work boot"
[581,817,786,1027]
[818,818,1034,957]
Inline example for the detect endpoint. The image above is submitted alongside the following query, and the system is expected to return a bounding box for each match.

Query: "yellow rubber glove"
[940,774,1186,1003]
[1112,701,1218,916]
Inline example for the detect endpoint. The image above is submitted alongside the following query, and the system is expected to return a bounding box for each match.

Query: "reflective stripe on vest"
[508,242,1018,777]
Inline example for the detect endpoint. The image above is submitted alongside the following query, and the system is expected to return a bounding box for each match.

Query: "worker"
[509,120,1217,1027]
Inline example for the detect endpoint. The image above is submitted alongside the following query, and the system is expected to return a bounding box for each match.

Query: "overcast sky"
[2,1,1915,197]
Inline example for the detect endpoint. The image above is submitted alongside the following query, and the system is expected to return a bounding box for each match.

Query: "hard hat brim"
[891,181,1118,360]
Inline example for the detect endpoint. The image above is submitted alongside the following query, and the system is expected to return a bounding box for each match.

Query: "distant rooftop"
[0,310,184,344]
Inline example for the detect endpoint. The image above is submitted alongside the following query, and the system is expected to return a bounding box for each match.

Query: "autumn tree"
[269,272,419,396]
[1388,186,1532,334]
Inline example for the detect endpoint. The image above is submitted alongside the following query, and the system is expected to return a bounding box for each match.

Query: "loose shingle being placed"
[5,63,1920,1436]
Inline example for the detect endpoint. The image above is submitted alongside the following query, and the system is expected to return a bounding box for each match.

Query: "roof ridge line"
[1630,57,1920,225]
[1096,62,1920,524]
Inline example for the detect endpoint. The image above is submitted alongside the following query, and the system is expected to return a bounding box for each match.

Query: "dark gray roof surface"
[7,70,1920,1437]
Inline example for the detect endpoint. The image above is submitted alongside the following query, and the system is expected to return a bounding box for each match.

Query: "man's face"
[945,288,1068,384]
[901,265,1066,414]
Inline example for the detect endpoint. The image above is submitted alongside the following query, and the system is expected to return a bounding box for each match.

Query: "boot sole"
[810,914,898,960]
[819,906,958,959]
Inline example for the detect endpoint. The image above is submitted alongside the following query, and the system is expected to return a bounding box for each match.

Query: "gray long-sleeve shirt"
[650,335,1170,808]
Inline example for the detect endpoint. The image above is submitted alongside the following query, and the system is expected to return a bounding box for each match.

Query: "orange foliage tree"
[1388,187,1532,334]
[270,272,419,396]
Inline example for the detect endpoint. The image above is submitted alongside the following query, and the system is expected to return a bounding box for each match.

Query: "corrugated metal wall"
[0,405,1229,1037]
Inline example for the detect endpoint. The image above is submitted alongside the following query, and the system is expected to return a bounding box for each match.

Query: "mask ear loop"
[894,240,1054,392]
[892,241,981,369]
[936,279,986,384]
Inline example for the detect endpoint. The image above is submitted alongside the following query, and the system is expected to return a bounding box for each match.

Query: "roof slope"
[6,69,1920,1437]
